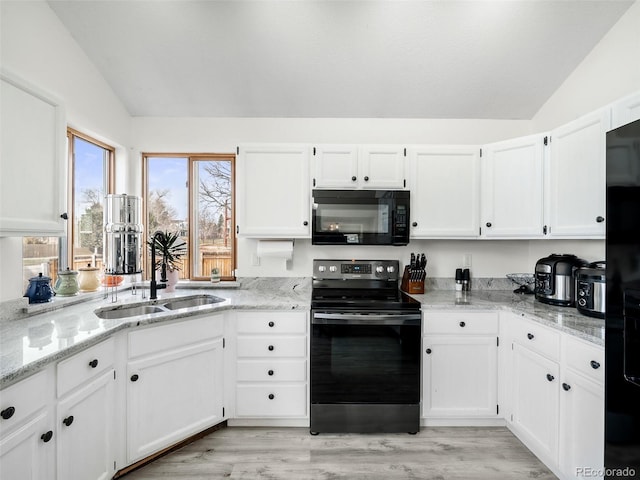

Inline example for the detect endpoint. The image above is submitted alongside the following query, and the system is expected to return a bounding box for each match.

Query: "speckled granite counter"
[0,278,604,390]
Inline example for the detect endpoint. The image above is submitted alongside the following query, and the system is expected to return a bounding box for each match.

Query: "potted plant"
[148,230,187,292]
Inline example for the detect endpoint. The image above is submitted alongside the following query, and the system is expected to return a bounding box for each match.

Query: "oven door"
[311,311,421,405]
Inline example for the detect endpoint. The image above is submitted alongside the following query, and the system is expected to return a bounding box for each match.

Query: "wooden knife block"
[401,266,425,294]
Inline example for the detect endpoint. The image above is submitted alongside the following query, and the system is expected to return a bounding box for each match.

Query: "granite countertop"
[0,278,604,390]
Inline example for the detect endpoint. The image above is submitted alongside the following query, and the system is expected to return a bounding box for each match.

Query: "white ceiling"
[47,0,634,119]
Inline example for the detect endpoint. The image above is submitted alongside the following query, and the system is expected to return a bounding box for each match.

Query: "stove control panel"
[313,259,399,280]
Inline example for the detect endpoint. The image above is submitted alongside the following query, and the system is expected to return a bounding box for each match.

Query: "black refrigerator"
[606,117,640,478]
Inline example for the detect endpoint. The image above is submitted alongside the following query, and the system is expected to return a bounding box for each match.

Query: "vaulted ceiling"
[47,0,634,119]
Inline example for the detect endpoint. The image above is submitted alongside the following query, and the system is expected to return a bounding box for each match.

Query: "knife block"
[401,266,425,294]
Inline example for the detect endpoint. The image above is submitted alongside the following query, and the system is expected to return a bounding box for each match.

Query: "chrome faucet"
[150,231,167,300]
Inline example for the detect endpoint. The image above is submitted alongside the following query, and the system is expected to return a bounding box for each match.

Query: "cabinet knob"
[41,430,53,443]
[303,221,309,226]
[546,374,555,382]
[596,216,605,223]
[268,321,275,327]
[590,360,601,370]
[562,383,571,391]
[412,222,418,227]
[268,370,274,376]
[268,393,275,400]
[459,321,466,328]
[527,333,534,340]
[60,213,68,220]
[1,406,16,420]
[351,176,357,182]
[88,359,98,368]
[486,222,492,228]
[425,348,432,354]
[268,345,274,351]
[62,415,74,427]
[130,374,139,382]
[364,176,369,181]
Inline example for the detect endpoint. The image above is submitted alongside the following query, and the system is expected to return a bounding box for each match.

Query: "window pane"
[194,159,233,278]
[72,137,108,270]
[147,157,189,277]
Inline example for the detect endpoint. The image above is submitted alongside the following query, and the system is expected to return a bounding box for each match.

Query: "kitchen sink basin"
[95,305,166,320]
[162,295,226,310]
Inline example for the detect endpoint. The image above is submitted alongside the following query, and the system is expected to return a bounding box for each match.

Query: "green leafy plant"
[148,230,187,272]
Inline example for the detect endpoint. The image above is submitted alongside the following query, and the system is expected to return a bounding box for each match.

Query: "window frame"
[142,153,236,282]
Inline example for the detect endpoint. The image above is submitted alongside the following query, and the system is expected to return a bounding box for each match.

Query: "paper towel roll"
[256,240,294,260]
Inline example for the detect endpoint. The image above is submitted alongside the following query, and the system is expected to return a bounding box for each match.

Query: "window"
[22,129,114,289]
[143,154,235,281]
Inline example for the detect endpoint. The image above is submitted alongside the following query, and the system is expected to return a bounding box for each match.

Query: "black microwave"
[311,190,410,246]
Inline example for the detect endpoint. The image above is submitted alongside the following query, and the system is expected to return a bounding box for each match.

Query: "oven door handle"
[312,312,421,325]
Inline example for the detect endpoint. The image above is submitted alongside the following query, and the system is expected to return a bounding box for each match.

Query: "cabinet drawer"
[237,336,306,358]
[0,370,48,438]
[510,317,560,361]
[236,384,307,417]
[424,311,498,335]
[237,360,307,382]
[57,337,115,397]
[128,314,223,359]
[563,335,604,385]
[236,311,307,334]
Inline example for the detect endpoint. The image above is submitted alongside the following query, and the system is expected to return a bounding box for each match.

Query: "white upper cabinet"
[313,144,406,190]
[610,91,640,130]
[408,146,479,238]
[236,144,310,238]
[481,134,547,238]
[547,108,610,238]
[0,70,67,236]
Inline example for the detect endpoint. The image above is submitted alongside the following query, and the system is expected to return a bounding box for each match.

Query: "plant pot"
[165,269,180,292]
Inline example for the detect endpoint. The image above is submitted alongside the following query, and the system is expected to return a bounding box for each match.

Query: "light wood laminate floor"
[122,426,557,479]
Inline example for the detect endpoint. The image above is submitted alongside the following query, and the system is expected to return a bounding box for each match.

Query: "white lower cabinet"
[422,311,498,421]
[126,315,225,463]
[233,311,308,422]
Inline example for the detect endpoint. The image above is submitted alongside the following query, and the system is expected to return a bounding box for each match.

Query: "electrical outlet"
[463,253,472,269]
[252,254,260,266]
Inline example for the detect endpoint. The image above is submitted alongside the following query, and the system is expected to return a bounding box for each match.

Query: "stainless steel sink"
[162,295,226,310]
[95,305,166,319]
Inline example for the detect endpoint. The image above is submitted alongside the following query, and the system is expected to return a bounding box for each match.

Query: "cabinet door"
[57,369,116,480]
[548,109,609,237]
[236,145,310,237]
[558,370,604,480]
[127,338,224,463]
[0,70,67,236]
[481,135,546,238]
[0,411,54,480]
[359,145,406,189]
[510,343,559,465]
[611,91,640,130]
[312,145,359,188]
[408,146,479,237]
[422,336,497,417]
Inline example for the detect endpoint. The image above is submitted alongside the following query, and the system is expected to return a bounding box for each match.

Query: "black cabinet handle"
[88,359,98,368]
[486,222,492,228]
[268,345,274,351]
[60,213,68,220]
[268,321,275,327]
[546,374,555,382]
[527,333,534,340]
[596,216,605,223]
[412,222,418,227]
[426,348,432,354]
[1,406,15,420]
[590,360,601,369]
[351,176,357,182]
[303,221,308,226]
[130,374,139,382]
[62,416,74,427]
[268,370,274,376]
[562,383,571,391]
[41,430,53,443]
[459,321,466,327]
[268,394,275,400]
[364,176,369,181]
